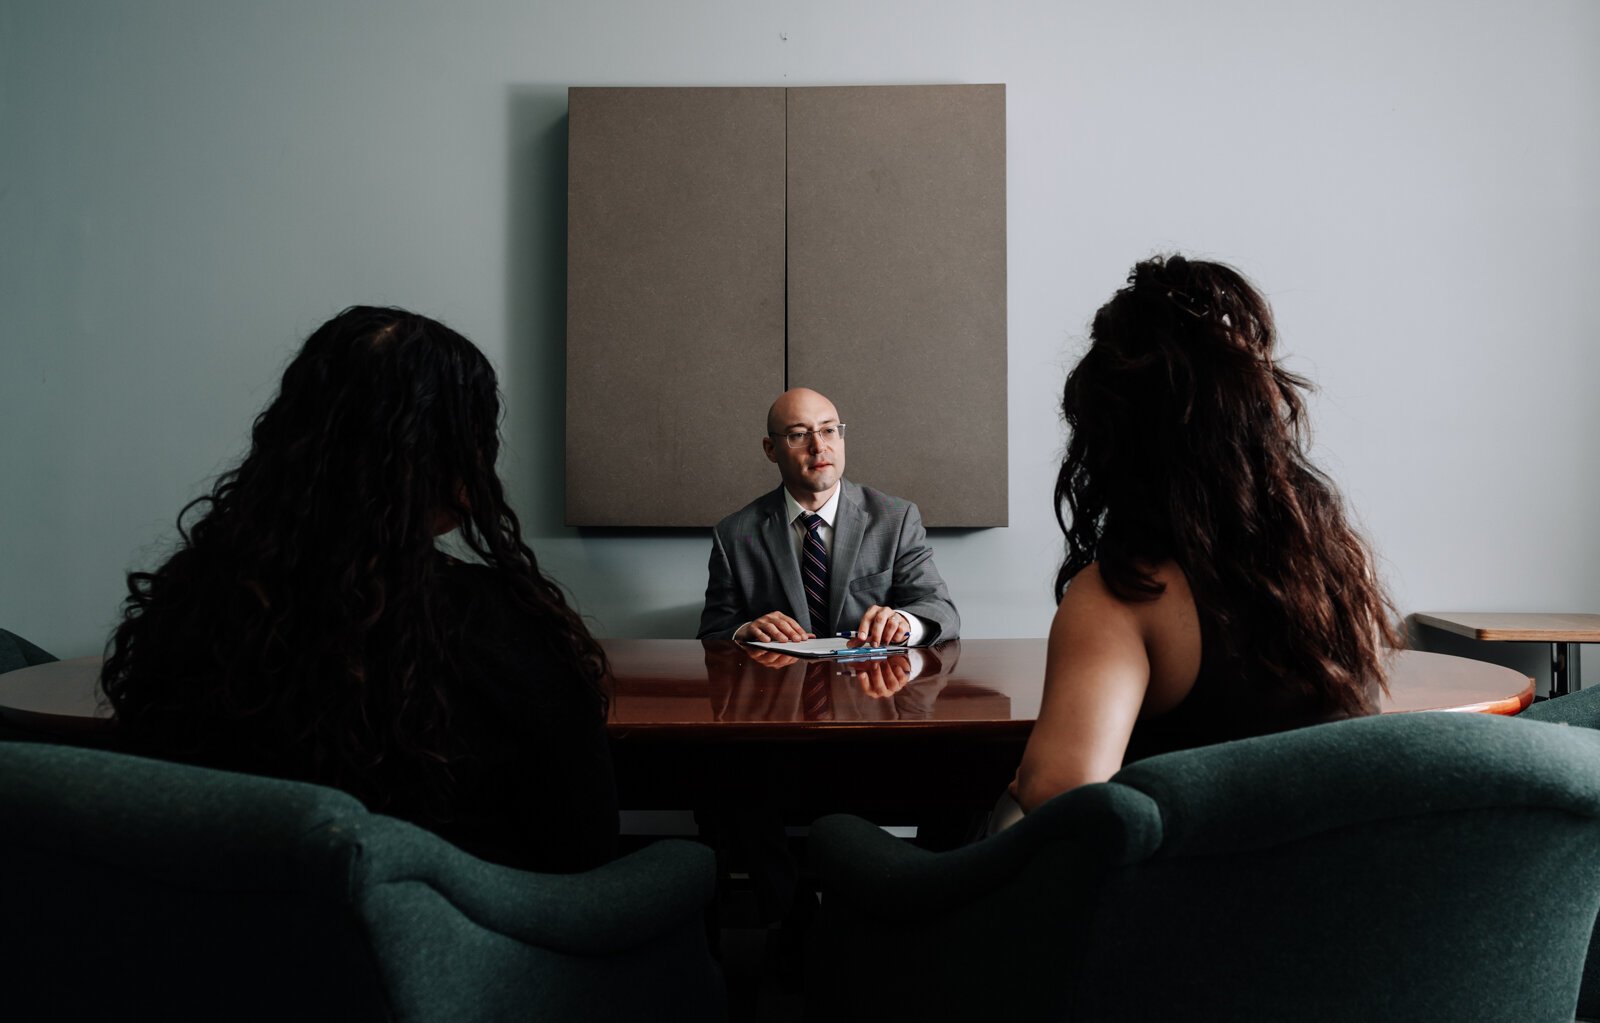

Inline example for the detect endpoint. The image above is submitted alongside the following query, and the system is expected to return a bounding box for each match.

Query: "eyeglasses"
[769,424,847,449]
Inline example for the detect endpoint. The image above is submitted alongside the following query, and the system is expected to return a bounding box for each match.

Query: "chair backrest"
[1,740,388,1019]
[0,741,726,1022]
[809,712,1600,1022]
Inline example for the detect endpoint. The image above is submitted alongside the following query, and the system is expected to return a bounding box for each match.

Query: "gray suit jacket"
[697,480,960,643]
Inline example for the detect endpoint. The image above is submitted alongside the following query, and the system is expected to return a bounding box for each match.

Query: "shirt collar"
[783,482,842,528]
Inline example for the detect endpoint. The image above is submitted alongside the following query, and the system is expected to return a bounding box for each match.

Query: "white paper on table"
[743,637,909,658]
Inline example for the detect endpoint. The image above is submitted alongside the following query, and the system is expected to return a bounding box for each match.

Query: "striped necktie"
[799,511,830,635]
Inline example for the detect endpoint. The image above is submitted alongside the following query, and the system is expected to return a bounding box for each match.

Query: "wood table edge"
[1413,613,1600,643]
[1386,681,1534,717]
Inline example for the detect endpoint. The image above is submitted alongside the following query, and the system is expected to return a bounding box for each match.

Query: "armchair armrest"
[810,782,1160,925]
[346,818,717,955]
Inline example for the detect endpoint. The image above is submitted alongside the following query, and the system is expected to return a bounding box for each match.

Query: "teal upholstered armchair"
[1523,688,1600,1022]
[0,741,726,1021]
[808,712,1600,1022]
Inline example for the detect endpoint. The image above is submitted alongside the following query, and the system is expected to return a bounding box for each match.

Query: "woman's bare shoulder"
[1061,560,1200,712]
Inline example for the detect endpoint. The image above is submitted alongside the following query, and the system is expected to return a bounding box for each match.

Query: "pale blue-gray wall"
[4,1,1598,689]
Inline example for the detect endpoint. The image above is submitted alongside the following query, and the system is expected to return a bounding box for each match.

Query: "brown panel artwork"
[786,84,1008,527]
[566,87,787,526]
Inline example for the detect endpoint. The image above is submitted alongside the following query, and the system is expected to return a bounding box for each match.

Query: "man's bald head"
[763,387,845,509]
[766,387,838,435]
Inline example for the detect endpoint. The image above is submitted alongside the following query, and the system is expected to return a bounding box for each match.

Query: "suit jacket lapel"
[828,481,866,633]
[758,488,808,628]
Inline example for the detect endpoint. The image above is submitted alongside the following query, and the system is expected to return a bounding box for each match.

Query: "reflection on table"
[604,640,1532,734]
[702,642,953,723]
[608,640,1015,736]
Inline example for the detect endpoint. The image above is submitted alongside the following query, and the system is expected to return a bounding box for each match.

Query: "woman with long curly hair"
[1007,255,1400,818]
[103,306,615,872]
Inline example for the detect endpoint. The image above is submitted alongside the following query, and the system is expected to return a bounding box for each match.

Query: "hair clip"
[1164,288,1210,320]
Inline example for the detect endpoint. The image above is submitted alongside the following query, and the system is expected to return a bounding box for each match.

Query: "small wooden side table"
[1413,612,1600,698]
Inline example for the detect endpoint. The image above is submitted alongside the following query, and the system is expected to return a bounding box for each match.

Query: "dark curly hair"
[1054,255,1399,717]
[102,306,607,818]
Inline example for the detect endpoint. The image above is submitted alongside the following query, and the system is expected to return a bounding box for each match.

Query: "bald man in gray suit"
[698,387,959,646]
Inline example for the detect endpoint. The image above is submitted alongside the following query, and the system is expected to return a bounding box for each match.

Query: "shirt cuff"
[895,610,929,647]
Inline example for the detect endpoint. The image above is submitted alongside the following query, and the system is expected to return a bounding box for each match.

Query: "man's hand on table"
[844,606,911,647]
[734,612,813,643]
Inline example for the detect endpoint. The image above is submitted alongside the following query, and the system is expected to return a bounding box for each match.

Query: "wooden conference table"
[0,640,1534,819]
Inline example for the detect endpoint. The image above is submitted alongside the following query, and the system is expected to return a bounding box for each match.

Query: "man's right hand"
[734,612,813,643]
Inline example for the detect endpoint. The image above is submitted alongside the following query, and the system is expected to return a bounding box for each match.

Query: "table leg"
[1552,642,1583,697]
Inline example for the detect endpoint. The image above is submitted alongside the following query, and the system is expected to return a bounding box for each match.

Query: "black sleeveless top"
[1122,611,1378,764]
[1092,512,1378,765]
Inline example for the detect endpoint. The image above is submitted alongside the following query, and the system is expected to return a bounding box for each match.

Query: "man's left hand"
[848,606,911,646]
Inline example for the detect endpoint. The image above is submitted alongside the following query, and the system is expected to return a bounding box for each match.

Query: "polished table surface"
[605,639,1534,730]
[0,640,1535,733]
[609,640,1530,810]
[0,641,1534,813]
